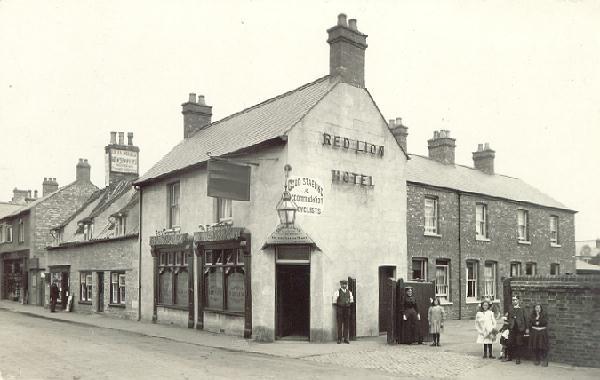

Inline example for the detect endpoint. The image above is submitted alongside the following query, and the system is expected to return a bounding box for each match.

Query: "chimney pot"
[34,190,38,198]
[337,13,348,27]
[395,117,403,126]
[596,238,600,249]
[478,144,484,152]
[127,132,133,145]
[110,131,117,144]
[388,119,395,128]
[484,142,490,150]
[118,132,124,145]
[348,19,357,31]
[198,95,206,105]
[188,93,196,103]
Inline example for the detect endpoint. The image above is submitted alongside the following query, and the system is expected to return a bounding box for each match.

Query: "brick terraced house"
[0,161,98,305]
[388,123,576,319]
[45,132,141,318]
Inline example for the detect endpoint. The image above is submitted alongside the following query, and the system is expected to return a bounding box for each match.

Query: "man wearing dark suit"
[506,295,529,364]
[333,280,354,344]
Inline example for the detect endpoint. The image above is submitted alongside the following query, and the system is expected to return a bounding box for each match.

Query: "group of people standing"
[474,295,550,367]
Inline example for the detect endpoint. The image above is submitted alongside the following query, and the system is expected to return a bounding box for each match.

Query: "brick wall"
[407,183,576,319]
[509,275,600,368]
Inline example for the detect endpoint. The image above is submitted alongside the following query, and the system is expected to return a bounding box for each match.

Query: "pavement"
[1,300,599,379]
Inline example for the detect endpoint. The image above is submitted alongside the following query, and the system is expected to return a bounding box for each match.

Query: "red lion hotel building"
[134,14,408,342]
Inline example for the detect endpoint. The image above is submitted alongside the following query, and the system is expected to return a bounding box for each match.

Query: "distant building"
[389,123,577,319]
[0,161,97,304]
[45,132,140,318]
[575,239,600,274]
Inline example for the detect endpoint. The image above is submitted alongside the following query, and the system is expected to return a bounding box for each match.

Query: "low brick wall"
[508,275,600,368]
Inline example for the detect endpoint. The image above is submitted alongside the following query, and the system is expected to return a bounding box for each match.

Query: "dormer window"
[116,215,127,237]
[83,223,93,241]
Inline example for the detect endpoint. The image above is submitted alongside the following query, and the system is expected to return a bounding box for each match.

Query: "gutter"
[137,187,143,321]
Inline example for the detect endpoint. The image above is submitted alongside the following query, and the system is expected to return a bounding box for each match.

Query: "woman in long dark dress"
[529,304,549,367]
[403,287,420,344]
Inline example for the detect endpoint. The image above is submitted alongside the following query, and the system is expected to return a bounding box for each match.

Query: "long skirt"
[529,328,549,351]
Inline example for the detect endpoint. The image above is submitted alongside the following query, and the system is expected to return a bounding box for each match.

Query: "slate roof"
[406,154,573,211]
[135,75,340,186]
[0,202,23,219]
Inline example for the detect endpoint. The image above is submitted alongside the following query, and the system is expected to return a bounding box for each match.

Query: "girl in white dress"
[475,299,497,358]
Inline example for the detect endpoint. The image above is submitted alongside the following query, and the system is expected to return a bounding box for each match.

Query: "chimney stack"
[182,93,212,139]
[42,177,59,196]
[472,143,495,175]
[104,131,140,185]
[428,130,456,165]
[76,158,91,182]
[388,117,408,152]
[327,13,368,87]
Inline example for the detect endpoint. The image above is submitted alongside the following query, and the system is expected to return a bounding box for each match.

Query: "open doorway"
[276,264,310,340]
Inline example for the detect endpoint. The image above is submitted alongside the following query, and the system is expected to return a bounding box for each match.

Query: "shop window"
[411,258,427,280]
[435,259,450,302]
[476,204,488,239]
[18,219,24,243]
[525,262,537,276]
[168,182,180,229]
[510,262,521,277]
[466,261,478,301]
[217,198,233,223]
[550,263,560,275]
[424,197,439,235]
[110,272,126,304]
[204,249,245,313]
[80,272,92,302]
[517,209,529,242]
[157,250,189,307]
[550,216,559,244]
[483,261,497,300]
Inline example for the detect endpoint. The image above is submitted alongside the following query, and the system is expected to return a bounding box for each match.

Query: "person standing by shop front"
[507,295,529,364]
[333,280,354,344]
[49,282,59,312]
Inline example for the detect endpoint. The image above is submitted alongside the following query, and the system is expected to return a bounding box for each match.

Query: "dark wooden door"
[348,277,356,341]
[97,272,104,312]
[396,279,435,344]
[378,266,395,333]
[60,272,69,310]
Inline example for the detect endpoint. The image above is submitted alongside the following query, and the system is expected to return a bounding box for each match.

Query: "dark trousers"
[509,328,524,360]
[336,305,350,341]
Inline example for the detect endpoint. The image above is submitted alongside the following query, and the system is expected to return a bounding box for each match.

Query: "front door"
[97,272,104,312]
[60,272,69,310]
[276,264,310,339]
[379,266,395,333]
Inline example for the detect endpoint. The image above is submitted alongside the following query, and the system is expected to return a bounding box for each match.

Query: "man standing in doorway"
[333,280,354,344]
[506,295,528,364]
[50,282,59,312]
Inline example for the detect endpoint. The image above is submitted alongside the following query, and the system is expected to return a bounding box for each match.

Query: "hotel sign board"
[287,176,324,215]
[110,149,138,174]
[207,159,251,201]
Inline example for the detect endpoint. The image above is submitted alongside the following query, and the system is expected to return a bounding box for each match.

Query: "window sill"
[157,304,188,311]
[203,308,244,317]
[517,240,531,245]
[439,300,453,305]
[78,301,92,305]
[476,236,491,242]
[466,299,480,304]
[424,232,442,238]
[108,303,126,308]
[550,243,562,248]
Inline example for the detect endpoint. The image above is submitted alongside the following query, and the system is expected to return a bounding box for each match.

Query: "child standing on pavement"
[475,299,497,359]
[498,314,510,360]
[428,297,445,346]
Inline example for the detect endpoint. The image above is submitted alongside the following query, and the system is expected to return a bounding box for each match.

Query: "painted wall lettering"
[322,132,384,157]
[331,170,374,187]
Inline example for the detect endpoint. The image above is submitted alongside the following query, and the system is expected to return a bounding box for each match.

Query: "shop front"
[47,265,70,310]
[1,251,28,302]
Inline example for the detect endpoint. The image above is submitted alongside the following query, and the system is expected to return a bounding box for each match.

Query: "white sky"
[0,0,598,241]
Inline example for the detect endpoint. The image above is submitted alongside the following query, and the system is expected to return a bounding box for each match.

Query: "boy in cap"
[333,280,354,344]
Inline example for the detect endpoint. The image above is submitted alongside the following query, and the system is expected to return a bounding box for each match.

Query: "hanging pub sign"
[286,176,324,215]
[322,132,384,157]
[207,159,251,201]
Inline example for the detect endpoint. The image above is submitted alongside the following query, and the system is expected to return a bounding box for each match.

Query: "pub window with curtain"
[158,250,188,307]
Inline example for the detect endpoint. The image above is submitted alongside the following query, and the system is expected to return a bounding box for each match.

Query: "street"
[0,310,399,380]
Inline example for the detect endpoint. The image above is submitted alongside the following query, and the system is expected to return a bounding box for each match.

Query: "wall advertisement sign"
[110,148,138,173]
[287,176,324,215]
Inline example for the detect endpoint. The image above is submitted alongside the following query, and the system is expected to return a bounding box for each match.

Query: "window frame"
[411,257,428,281]
[6,224,13,243]
[483,261,497,300]
[80,272,93,303]
[18,219,24,243]
[550,263,560,275]
[157,249,190,308]
[466,260,478,302]
[168,182,180,229]
[510,262,522,277]
[203,248,245,314]
[0,225,4,243]
[217,198,233,223]
[83,223,94,241]
[517,209,529,242]
[424,196,439,235]
[110,272,126,305]
[475,203,488,240]
[116,216,127,237]
[435,259,450,302]
[549,215,559,245]
[525,262,537,276]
